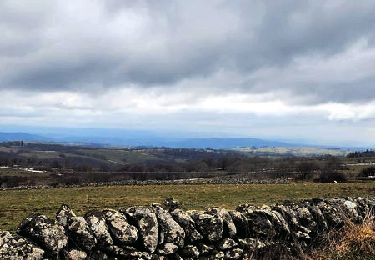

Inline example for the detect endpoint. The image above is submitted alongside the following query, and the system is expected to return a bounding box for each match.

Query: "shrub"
[319,170,347,183]
[360,167,375,177]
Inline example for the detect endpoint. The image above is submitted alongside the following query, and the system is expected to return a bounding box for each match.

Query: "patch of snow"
[347,162,375,166]
[22,168,46,173]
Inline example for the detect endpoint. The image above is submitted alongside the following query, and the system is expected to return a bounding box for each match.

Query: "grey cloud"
[7,56,122,91]
[235,1,375,67]
[1,0,375,103]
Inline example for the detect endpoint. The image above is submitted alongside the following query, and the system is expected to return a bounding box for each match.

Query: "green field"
[1,182,375,231]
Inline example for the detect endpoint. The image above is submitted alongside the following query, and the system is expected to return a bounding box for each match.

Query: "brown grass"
[310,212,375,259]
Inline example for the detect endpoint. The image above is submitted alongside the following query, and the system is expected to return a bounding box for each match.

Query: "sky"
[1,0,375,146]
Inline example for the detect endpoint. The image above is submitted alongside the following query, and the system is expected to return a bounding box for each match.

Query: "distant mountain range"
[0,132,45,142]
[0,130,302,149]
[132,137,296,149]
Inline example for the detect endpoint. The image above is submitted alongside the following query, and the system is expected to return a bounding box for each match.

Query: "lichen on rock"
[17,214,68,255]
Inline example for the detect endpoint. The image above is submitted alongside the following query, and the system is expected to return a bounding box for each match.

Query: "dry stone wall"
[0,197,374,259]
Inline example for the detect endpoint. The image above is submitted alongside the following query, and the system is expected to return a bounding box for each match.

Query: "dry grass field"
[1,182,375,231]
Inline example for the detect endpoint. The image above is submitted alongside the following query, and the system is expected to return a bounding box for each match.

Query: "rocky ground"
[0,197,374,259]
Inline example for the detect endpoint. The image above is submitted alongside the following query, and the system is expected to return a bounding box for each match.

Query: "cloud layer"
[1,0,375,145]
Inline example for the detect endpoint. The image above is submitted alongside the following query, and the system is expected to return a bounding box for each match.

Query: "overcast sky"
[1,0,375,146]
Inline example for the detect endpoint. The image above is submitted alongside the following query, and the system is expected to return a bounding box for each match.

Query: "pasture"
[1,182,375,231]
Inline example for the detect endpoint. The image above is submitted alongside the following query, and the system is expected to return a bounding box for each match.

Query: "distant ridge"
[123,137,296,149]
[0,132,45,142]
[0,130,301,149]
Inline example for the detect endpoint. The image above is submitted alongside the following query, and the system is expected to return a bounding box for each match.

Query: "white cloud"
[2,87,375,121]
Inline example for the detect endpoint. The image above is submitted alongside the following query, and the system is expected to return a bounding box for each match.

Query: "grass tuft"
[310,211,375,259]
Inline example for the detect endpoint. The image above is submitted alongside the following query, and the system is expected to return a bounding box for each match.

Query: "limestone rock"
[228,210,249,238]
[157,243,178,255]
[163,197,181,211]
[62,248,87,259]
[170,208,203,243]
[181,244,199,258]
[237,206,275,238]
[217,238,237,250]
[85,210,113,247]
[106,244,129,257]
[207,208,237,238]
[224,248,243,259]
[212,251,225,260]
[354,197,374,216]
[104,209,138,245]
[89,250,109,259]
[127,250,153,259]
[68,216,97,251]
[57,205,97,251]
[308,203,328,232]
[295,205,316,237]
[335,198,360,221]
[189,211,223,242]
[237,238,267,251]
[317,200,345,228]
[199,243,215,255]
[0,231,44,259]
[56,204,76,228]
[18,214,68,254]
[124,206,159,253]
[106,244,154,259]
[153,205,185,247]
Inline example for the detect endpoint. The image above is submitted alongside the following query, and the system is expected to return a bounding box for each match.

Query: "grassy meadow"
[1,182,375,231]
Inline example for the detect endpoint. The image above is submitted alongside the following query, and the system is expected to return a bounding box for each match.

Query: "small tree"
[297,161,318,180]
[360,167,375,177]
